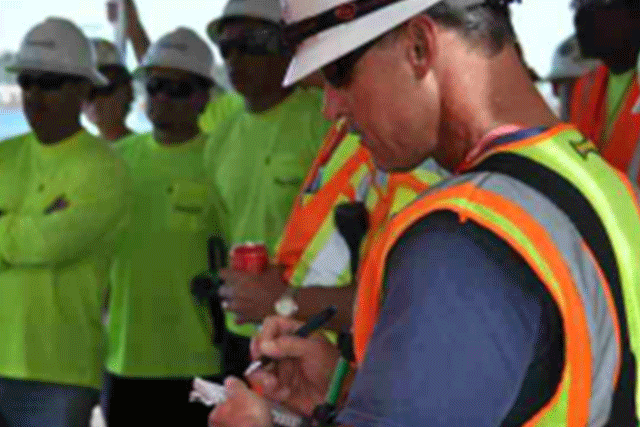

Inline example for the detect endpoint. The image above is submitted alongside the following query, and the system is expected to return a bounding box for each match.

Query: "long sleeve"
[0,154,131,267]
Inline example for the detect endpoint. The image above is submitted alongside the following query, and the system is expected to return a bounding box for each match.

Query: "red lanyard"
[455,125,524,173]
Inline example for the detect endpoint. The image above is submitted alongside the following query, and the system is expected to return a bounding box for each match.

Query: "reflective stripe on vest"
[474,126,640,421]
[275,119,373,287]
[354,173,621,426]
[570,65,640,185]
[358,158,450,291]
[368,158,450,233]
[627,134,640,187]
[354,124,640,425]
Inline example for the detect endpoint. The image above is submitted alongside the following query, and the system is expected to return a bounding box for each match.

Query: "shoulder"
[203,111,248,167]
[342,212,550,427]
[199,91,245,134]
[285,87,326,123]
[285,87,333,146]
[385,211,546,306]
[73,132,132,182]
[112,132,151,158]
[0,131,31,152]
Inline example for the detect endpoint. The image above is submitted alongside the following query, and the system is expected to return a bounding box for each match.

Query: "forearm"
[129,20,150,63]
[293,285,355,332]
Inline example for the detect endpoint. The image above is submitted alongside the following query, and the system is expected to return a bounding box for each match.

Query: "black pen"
[244,306,337,377]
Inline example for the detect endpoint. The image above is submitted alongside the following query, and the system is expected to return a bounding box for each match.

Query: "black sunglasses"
[321,38,378,88]
[88,80,129,101]
[217,27,287,59]
[17,73,83,92]
[145,77,201,99]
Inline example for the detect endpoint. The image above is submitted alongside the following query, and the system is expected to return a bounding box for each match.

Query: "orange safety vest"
[353,124,640,425]
[276,121,447,286]
[275,119,373,283]
[570,64,640,185]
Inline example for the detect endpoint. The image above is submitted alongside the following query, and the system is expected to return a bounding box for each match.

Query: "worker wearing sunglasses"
[0,18,131,427]
[203,0,335,380]
[82,39,134,142]
[103,27,225,427]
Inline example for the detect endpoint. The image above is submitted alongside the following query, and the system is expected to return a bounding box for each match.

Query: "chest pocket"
[166,180,208,232]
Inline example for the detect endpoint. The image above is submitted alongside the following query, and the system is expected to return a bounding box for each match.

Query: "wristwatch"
[274,288,299,317]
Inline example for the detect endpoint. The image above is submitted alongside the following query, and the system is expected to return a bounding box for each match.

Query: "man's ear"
[405,14,438,80]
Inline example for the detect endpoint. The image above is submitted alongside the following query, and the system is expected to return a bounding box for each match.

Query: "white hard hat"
[7,17,107,86]
[207,0,283,42]
[546,35,599,81]
[91,38,125,68]
[281,0,515,87]
[133,28,213,81]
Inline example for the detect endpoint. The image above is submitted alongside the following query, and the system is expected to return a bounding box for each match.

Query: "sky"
[0,0,576,77]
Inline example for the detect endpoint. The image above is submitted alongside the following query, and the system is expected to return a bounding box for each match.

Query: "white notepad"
[190,377,306,427]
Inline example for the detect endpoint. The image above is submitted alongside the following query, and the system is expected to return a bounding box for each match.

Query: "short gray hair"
[425,1,516,56]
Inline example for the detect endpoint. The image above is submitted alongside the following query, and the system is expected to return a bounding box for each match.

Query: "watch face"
[275,295,298,317]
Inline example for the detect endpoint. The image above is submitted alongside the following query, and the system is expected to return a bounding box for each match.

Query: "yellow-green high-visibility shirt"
[198,91,245,134]
[0,129,131,389]
[106,132,224,378]
[205,87,331,336]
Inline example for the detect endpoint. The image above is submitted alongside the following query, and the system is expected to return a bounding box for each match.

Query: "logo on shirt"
[275,177,303,187]
[569,138,598,160]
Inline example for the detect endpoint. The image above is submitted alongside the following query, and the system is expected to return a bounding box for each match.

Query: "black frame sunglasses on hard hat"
[17,73,83,92]
[145,76,201,99]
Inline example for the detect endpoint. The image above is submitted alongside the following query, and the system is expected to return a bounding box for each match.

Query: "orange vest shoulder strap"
[353,176,620,425]
[570,65,609,145]
[600,78,640,184]
[276,122,371,279]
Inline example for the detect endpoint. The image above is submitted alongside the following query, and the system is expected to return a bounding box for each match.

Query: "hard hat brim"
[6,58,108,86]
[131,64,215,84]
[282,0,439,87]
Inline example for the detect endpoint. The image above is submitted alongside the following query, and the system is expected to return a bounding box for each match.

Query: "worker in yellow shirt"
[571,0,640,185]
[0,17,131,427]
[82,38,134,142]
[103,27,225,427]
[120,0,245,134]
[204,0,334,377]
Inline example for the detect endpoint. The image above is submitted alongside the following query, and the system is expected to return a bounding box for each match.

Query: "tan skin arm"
[218,266,356,332]
[122,0,151,63]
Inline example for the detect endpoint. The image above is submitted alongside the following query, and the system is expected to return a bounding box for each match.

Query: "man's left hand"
[218,265,289,324]
[208,377,273,427]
